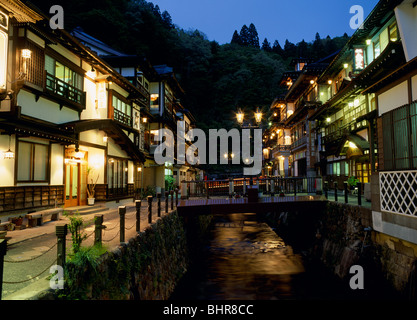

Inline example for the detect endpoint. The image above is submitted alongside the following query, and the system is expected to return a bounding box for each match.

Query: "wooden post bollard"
[175,188,179,207]
[206,181,210,199]
[358,182,362,206]
[157,192,161,217]
[135,200,141,232]
[119,206,126,243]
[0,239,7,300]
[344,181,348,204]
[294,178,297,197]
[147,196,153,224]
[56,224,67,269]
[170,190,174,210]
[334,182,338,202]
[94,214,104,246]
[165,191,169,213]
[324,181,328,199]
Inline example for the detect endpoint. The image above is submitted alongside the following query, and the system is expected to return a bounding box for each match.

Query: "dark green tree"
[239,24,250,46]
[272,40,284,56]
[231,30,241,45]
[261,38,271,51]
[297,39,308,58]
[283,39,297,58]
[248,23,260,48]
[161,10,173,29]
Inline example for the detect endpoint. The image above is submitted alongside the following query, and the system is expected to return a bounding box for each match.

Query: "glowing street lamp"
[236,109,244,125]
[254,108,262,124]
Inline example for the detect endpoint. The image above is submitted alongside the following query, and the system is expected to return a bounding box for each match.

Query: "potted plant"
[347,176,359,195]
[86,167,99,205]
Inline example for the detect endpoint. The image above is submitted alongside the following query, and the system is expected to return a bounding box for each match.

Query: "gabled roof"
[71,27,126,57]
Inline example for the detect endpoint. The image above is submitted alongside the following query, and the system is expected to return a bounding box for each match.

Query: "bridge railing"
[179,176,323,199]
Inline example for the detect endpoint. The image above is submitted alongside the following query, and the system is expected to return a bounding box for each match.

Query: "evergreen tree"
[272,40,284,56]
[248,23,259,48]
[239,24,249,46]
[231,30,241,45]
[161,10,173,29]
[312,32,325,60]
[297,39,309,58]
[261,38,271,51]
[283,39,296,58]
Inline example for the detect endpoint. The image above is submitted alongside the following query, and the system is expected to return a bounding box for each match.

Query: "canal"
[170,213,378,300]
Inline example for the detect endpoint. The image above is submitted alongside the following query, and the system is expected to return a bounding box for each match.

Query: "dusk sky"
[150,0,379,45]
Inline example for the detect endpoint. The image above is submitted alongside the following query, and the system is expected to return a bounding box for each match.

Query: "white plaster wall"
[107,138,128,158]
[378,81,409,116]
[412,75,417,101]
[395,1,417,62]
[79,130,107,147]
[18,90,79,124]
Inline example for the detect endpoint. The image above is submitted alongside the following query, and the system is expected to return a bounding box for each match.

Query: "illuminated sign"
[354,48,365,70]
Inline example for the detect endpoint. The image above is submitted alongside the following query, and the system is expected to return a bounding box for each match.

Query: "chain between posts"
[2,258,57,285]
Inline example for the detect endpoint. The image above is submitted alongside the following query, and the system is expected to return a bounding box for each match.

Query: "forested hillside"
[30,0,349,129]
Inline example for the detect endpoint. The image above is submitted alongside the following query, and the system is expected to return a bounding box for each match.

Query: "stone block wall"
[316,202,417,297]
[61,211,190,300]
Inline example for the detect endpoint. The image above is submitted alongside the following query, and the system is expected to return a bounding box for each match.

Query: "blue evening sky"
[150,0,379,45]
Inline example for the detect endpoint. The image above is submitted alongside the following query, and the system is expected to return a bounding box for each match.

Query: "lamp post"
[235,107,263,129]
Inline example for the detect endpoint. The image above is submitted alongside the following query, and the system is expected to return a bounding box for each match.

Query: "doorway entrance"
[65,162,80,207]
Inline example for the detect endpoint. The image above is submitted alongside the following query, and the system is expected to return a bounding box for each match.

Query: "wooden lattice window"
[20,40,44,88]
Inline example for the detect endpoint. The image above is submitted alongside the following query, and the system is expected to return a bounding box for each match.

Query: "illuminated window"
[45,55,82,90]
[150,130,160,146]
[150,94,159,111]
[389,22,398,42]
[373,39,381,59]
[17,140,49,182]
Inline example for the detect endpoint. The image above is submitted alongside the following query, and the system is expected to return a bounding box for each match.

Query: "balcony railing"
[272,144,291,157]
[322,120,367,145]
[45,72,86,109]
[114,108,132,127]
[291,136,307,149]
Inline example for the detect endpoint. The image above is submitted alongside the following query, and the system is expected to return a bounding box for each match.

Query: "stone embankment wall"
[316,202,417,297]
[59,211,211,300]
[265,202,417,298]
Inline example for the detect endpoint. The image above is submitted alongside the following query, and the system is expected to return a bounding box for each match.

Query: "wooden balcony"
[113,108,132,127]
[44,72,86,111]
[291,136,307,150]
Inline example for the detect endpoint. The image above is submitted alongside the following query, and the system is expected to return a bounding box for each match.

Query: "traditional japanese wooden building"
[0,0,146,213]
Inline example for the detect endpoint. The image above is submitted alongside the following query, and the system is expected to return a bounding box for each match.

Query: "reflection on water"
[171,213,355,300]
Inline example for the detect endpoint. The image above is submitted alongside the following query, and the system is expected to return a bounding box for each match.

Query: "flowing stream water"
[170,213,364,300]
